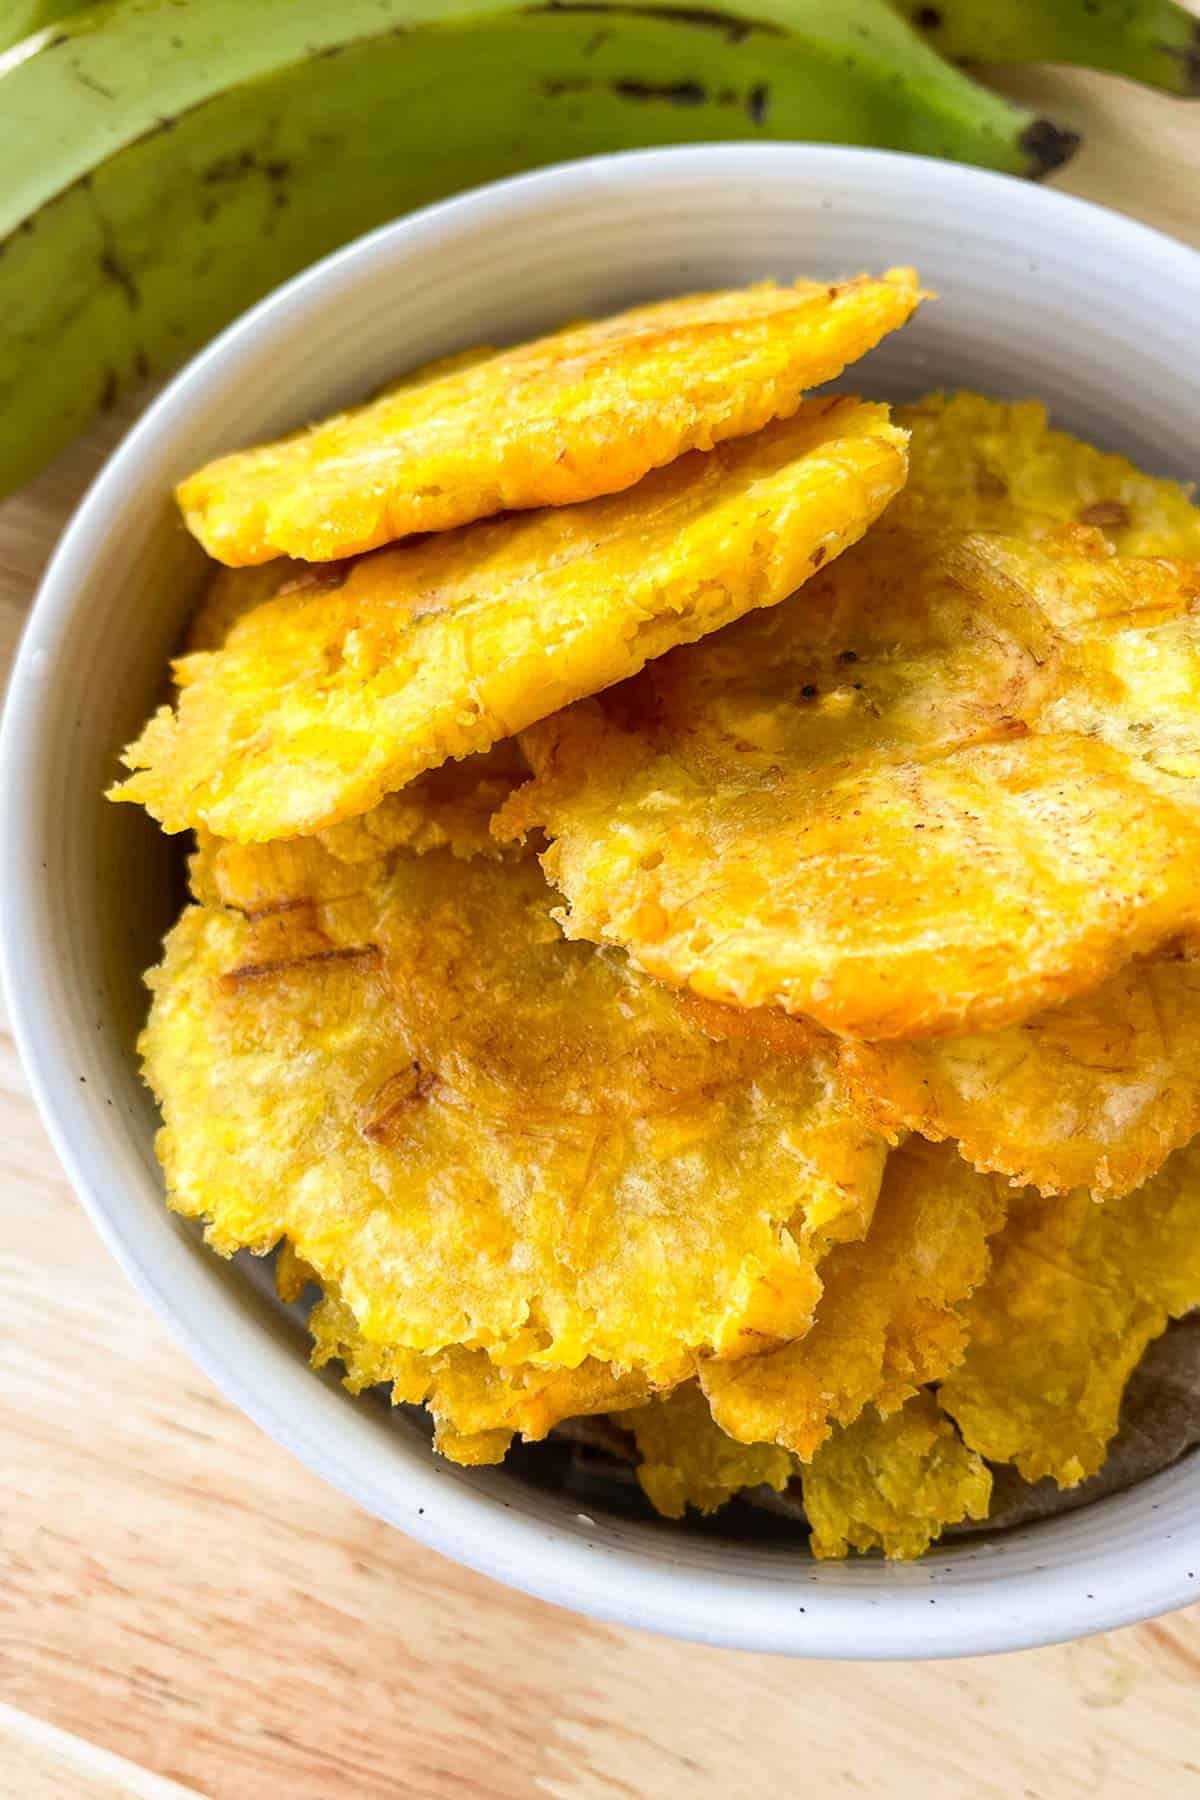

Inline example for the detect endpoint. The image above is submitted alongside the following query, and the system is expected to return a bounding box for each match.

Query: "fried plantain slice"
[838,957,1200,1200]
[114,398,908,843]
[939,1140,1200,1487]
[615,1382,794,1519]
[143,843,887,1373]
[802,1392,991,1560]
[176,271,924,565]
[500,530,1200,1040]
[700,1139,1007,1459]
[309,1289,686,1466]
[893,392,1200,559]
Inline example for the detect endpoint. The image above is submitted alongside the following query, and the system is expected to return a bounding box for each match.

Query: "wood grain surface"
[4,54,1200,1800]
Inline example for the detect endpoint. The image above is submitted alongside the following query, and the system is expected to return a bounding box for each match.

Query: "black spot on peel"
[746,82,768,125]
[1177,20,1200,97]
[613,78,708,105]
[100,249,140,310]
[1020,118,1080,179]
[202,150,256,185]
[72,64,118,99]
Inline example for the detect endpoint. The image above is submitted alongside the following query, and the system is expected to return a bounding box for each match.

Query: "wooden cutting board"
[4,53,1200,1800]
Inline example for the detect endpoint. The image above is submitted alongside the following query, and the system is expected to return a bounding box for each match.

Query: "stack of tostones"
[114,275,1200,1561]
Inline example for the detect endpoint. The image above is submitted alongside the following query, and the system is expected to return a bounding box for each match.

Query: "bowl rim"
[6,141,1200,1661]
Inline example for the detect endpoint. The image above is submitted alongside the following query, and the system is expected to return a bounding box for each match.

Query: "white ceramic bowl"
[5,145,1200,1660]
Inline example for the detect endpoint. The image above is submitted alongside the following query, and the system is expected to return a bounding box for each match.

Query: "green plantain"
[0,0,1078,497]
[0,0,89,54]
[891,0,1200,96]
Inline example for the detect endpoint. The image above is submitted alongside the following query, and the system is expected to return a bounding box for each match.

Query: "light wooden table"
[5,57,1200,1800]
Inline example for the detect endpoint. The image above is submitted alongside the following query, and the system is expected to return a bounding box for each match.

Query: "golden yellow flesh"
[114,397,908,843]
[142,843,887,1372]
[839,958,1200,1199]
[700,1139,1007,1459]
[616,1383,793,1519]
[177,271,923,565]
[184,558,306,652]
[310,1289,687,1466]
[503,527,1200,1040]
[802,1393,991,1561]
[940,1139,1200,1487]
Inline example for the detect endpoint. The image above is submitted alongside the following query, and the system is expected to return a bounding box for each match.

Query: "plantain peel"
[940,1139,1200,1489]
[310,1289,685,1466]
[802,1392,991,1561]
[839,958,1200,1200]
[176,272,924,566]
[113,397,908,843]
[700,1138,1008,1459]
[142,841,888,1373]
[501,524,1200,1041]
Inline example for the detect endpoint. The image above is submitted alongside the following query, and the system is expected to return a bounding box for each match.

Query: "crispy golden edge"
[616,1383,793,1520]
[802,1392,991,1560]
[188,744,529,903]
[614,1381,990,1560]
[676,971,1200,1201]
[940,1139,1200,1487]
[700,1139,1008,1459]
[309,1286,691,1466]
[837,956,1200,1199]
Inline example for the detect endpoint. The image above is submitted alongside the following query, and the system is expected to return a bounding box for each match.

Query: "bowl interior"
[7,146,1200,1657]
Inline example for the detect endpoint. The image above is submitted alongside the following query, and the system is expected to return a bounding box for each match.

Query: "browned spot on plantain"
[360,1062,441,1143]
[1078,500,1132,529]
[218,944,381,992]
[242,895,320,922]
[678,992,816,1058]
[277,560,353,596]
